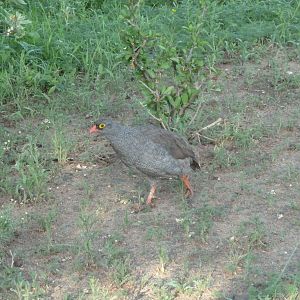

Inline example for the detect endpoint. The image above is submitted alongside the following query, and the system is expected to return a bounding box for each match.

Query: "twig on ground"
[130,39,147,69]
[9,250,15,268]
[188,100,202,126]
[139,102,167,129]
[190,117,223,142]
[272,240,300,289]
[199,117,223,131]
[139,80,159,99]
[193,133,216,144]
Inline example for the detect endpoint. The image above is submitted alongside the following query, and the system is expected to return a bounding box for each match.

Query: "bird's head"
[89,118,113,134]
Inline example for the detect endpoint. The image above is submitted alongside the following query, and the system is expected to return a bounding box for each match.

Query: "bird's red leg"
[180,175,194,197]
[146,184,156,205]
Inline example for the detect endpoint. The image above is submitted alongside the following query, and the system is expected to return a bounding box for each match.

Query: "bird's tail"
[191,159,200,170]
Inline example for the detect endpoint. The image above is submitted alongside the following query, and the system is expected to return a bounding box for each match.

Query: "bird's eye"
[98,123,105,129]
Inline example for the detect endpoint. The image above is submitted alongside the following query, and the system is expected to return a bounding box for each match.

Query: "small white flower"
[42,118,51,124]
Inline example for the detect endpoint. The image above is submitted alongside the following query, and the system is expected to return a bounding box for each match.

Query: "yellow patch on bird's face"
[98,123,106,129]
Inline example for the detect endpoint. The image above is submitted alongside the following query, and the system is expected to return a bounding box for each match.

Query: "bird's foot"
[146,197,156,207]
[185,189,194,198]
[181,175,194,198]
[146,184,157,207]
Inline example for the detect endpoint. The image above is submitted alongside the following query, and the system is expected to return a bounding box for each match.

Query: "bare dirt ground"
[1,55,300,299]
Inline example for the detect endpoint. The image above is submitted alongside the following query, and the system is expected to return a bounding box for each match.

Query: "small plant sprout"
[52,128,72,164]
[158,245,169,273]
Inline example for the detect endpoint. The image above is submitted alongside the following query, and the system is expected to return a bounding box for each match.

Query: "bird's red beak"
[89,125,98,134]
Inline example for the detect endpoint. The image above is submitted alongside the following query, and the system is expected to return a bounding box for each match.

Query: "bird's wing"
[137,125,196,160]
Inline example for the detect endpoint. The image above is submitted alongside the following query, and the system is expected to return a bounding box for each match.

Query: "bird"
[89,118,200,206]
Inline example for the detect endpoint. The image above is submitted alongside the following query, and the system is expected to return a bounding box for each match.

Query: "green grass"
[178,204,222,241]
[33,208,58,254]
[51,127,73,164]
[74,198,99,269]
[14,136,49,203]
[249,271,300,300]
[101,233,132,287]
[1,0,299,112]
[225,217,268,275]
[0,206,16,258]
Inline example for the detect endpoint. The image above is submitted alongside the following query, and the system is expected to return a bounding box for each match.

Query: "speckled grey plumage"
[94,119,199,181]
